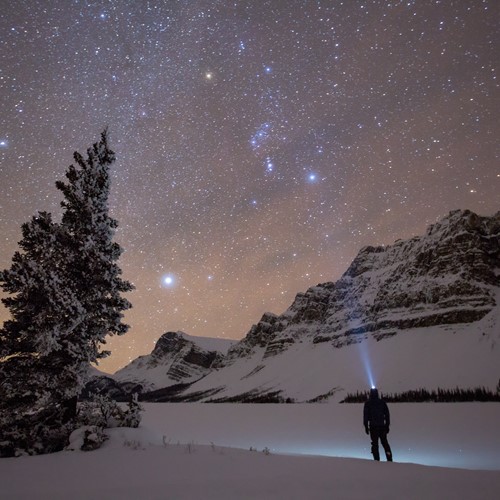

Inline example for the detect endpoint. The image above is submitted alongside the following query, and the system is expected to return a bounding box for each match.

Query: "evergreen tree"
[0,212,83,401]
[0,130,133,455]
[53,129,134,413]
[0,212,83,455]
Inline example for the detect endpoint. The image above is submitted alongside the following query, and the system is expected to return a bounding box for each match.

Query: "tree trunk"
[62,395,78,423]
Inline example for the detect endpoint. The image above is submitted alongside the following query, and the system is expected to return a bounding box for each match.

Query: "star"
[265,158,274,172]
[161,275,176,288]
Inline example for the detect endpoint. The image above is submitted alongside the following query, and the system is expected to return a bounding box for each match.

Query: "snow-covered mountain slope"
[179,306,500,403]
[110,331,235,392]
[88,209,500,402]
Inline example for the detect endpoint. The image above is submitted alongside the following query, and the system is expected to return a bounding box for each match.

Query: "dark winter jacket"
[363,389,390,429]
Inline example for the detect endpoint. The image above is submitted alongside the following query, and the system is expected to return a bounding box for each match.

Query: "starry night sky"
[1,1,498,373]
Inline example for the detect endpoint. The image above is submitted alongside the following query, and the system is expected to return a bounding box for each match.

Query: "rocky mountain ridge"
[224,209,499,361]
[86,209,500,402]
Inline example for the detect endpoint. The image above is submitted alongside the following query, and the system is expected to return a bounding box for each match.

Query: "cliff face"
[225,209,499,361]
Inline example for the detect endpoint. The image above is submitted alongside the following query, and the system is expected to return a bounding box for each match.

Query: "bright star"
[161,274,176,288]
[0,140,7,148]
[205,72,213,80]
[308,173,317,182]
[266,158,274,172]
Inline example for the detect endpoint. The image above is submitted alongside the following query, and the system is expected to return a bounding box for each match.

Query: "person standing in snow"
[363,388,393,462]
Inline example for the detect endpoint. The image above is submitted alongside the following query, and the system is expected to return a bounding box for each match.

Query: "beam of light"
[357,336,375,389]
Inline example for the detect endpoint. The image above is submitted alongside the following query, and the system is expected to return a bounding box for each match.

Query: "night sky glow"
[1,1,498,372]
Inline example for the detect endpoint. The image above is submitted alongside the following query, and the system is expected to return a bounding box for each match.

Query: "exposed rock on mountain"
[87,209,500,402]
[226,209,499,359]
[113,331,233,392]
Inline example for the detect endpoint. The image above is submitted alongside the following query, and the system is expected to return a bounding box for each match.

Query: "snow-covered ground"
[1,402,500,499]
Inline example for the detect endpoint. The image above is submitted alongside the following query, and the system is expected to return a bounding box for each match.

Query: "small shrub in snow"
[262,447,271,455]
[67,425,109,452]
[123,439,143,450]
[78,393,143,429]
[185,441,196,454]
[78,393,120,427]
[209,442,224,455]
[81,426,108,451]
[121,393,143,428]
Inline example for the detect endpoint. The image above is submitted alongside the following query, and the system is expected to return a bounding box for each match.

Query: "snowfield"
[1,402,500,499]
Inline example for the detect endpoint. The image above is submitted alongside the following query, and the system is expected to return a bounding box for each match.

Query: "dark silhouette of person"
[363,388,393,461]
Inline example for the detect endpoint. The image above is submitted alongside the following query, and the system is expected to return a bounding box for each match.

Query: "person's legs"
[380,431,393,461]
[369,428,380,460]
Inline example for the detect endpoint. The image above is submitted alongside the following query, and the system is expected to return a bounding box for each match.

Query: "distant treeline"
[341,386,500,403]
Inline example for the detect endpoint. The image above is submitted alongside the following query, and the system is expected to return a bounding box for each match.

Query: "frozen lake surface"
[142,402,500,470]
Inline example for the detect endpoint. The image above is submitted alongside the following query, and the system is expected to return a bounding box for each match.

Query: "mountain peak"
[151,331,188,357]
